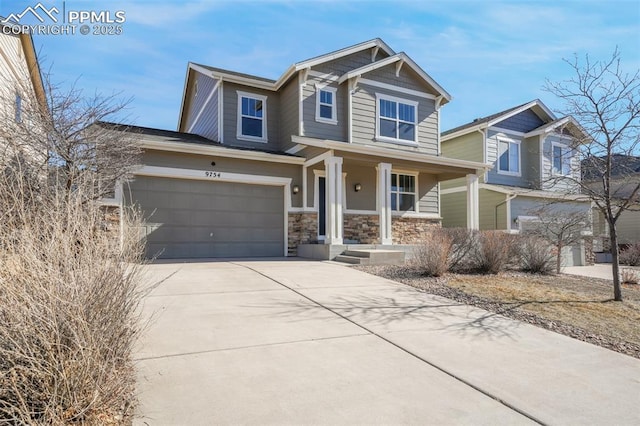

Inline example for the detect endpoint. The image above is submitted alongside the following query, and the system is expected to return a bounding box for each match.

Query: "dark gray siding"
[312,49,389,75]
[222,82,281,151]
[279,78,299,151]
[494,109,545,133]
[185,72,219,140]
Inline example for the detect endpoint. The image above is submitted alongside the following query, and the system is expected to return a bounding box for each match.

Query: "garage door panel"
[128,176,285,259]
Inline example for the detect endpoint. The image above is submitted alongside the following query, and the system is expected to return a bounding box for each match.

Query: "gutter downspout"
[495,193,517,230]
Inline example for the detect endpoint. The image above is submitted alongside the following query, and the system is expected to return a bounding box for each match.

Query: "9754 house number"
[205,171,221,178]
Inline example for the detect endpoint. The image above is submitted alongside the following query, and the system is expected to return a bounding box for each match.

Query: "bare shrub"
[413,229,453,277]
[441,228,478,272]
[620,243,640,266]
[519,235,555,275]
[473,231,514,274]
[0,176,146,423]
[621,269,639,285]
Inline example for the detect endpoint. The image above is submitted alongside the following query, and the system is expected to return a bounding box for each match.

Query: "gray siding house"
[440,99,593,266]
[119,39,488,259]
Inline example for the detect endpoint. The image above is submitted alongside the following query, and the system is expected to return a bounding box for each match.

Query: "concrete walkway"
[135,260,640,425]
[563,263,640,280]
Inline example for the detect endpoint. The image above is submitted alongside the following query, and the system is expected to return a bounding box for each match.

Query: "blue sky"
[2,0,639,132]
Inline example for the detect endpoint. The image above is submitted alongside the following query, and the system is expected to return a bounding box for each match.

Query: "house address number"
[205,171,221,178]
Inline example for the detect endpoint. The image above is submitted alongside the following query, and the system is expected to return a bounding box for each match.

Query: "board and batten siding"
[352,83,438,155]
[186,72,219,141]
[278,78,299,152]
[495,109,545,133]
[312,49,389,75]
[302,76,346,142]
[222,82,281,151]
[540,134,581,193]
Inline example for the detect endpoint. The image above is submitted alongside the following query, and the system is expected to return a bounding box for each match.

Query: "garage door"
[127,176,284,259]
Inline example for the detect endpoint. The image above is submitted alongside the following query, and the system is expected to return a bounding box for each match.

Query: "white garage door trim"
[130,165,292,257]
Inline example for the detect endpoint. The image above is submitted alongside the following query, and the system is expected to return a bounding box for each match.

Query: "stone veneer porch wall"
[288,213,318,255]
[392,216,441,244]
[343,213,379,244]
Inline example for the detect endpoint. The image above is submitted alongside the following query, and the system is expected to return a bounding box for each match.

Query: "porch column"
[324,156,343,245]
[377,162,393,245]
[466,173,479,230]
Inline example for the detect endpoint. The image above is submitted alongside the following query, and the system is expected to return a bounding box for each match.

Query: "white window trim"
[496,137,521,177]
[551,142,573,176]
[375,93,419,146]
[390,171,419,213]
[315,84,337,125]
[236,90,268,143]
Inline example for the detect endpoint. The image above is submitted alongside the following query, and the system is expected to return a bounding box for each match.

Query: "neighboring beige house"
[440,99,593,266]
[588,155,640,251]
[115,39,489,259]
[0,22,47,161]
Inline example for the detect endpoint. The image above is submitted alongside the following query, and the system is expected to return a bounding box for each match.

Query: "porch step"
[334,249,405,265]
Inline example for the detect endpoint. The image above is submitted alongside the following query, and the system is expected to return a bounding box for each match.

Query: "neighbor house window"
[15,93,22,123]
[315,86,337,124]
[498,138,520,175]
[391,173,416,212]
[376,94,418,144]
[237,91,267,142]
[553,144,572,175]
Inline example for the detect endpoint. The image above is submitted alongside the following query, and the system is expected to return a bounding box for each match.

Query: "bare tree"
[0,72,142,204]
[544,48,640,301]
[523,205,591,274]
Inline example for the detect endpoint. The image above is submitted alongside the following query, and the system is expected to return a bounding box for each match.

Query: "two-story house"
[440,99,593,266]
[120,39,488,259]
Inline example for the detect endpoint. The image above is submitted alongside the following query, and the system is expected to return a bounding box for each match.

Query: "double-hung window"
[237,91,267,142]
[552,144,572,175]
[391,173,417,212]
[376,94,418,144]
[498,138,520,175]
[315,86,337,124]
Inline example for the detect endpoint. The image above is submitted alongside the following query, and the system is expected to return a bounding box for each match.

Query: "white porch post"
[466,173,479,230]
[324,156,343,244]
[377,162,393,245]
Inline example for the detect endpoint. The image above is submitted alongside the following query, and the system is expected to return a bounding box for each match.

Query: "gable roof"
[442,99,556,140]
[337,52,452,104]
[582,154,640,181]
[523,115,590,141]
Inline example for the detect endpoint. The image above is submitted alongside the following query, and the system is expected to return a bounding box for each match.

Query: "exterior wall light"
[292,185,300,194]
[354,183,362,192]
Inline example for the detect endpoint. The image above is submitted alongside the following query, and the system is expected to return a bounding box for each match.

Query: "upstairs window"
[315,86,337,124]
[237,91,267,142]
[498,138,520,175]
[15,93,22,123]
[553,144,572,175]
[391,173,416,212]
[376,94,418,144]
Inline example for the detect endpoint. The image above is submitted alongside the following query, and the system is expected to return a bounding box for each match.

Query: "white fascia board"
[191,63,277,92]
[479,183,590,201]
[294,39,395,71]
[291,135,490,173]
[177,65,193,131]
[140,138,305,165]
[441,123,486,142]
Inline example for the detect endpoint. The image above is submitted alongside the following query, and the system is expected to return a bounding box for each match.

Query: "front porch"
[286,136,489,260]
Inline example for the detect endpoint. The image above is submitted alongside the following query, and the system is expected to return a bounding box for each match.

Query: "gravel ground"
[356,265,640,359]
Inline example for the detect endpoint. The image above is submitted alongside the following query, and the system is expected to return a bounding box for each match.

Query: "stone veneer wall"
[584,238,595,265]
[392,216,441,244]
[343,214,379,244]
[288,213,318,254]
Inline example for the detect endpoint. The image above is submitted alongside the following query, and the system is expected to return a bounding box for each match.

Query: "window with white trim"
[315,86,337,124]
[498,138,520,175]
[237,91,267,142]
[376,94,418,144]
[391,173,416,212]
[552,144,572,175]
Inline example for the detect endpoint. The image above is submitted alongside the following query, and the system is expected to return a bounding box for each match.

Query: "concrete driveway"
[135,260,640,425]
